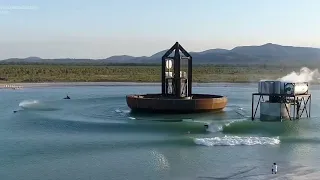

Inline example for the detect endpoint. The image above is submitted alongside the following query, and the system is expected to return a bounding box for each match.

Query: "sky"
[0,0,320,59]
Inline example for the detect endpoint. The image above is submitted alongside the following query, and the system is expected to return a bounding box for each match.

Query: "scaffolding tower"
[251,82,311,121]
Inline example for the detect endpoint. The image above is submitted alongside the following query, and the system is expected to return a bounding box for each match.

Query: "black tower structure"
[126,42,227,114]
[161,42,192,98]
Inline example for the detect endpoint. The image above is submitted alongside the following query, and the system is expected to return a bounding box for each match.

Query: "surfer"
[63,95,71,99]
[13,110,18,113]
[272,163,277,174]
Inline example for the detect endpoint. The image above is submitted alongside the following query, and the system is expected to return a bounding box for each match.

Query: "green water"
[1,83,320,180]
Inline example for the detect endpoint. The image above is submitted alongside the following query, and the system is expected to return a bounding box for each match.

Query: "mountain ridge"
[2,43,320,65]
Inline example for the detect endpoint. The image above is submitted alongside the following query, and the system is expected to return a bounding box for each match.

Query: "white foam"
[18,99,58,111]
[194,135,280,146]
[19,100,40,108]
[128,117,136,120]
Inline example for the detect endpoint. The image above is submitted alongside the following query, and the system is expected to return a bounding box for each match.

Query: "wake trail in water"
[114,109,136,120]
[19,100,39,107]
[226,105,250,118]
[18,99,60,111]
[71,96,124,104]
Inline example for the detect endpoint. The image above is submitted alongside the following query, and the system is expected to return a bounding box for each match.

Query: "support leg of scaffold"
[293,97,296,120]
[251,94,254,120]
[297,100,301,119]
[309,95,311,118]
[302,96,311,118]
[253,95,262,121]
[284,103,292,120]
[299,97,309,118]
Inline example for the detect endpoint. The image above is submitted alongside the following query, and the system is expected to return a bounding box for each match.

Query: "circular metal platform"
[126,94,227,113]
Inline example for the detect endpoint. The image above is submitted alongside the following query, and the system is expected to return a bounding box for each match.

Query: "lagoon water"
[1,83,320,180]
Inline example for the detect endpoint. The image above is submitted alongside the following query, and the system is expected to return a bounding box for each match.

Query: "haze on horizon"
[0,0,320,60]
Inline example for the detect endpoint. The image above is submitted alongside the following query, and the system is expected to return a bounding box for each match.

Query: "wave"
[15,112,209,134]
[220,120,301,136]
[18,100,60,111]
[194,135,280,146]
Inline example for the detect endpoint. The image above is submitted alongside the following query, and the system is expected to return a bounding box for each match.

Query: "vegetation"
[0,64,312,83]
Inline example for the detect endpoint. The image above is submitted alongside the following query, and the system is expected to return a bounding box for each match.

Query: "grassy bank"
[0,64,309,83]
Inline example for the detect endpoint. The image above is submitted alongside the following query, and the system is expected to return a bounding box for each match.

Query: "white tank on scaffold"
[252,80,311,121]
[258,81,308,95]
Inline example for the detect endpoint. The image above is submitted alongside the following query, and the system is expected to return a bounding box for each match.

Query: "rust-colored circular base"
[126,94,228,113]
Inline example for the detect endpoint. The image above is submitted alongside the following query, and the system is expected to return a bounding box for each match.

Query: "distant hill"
[2,43,320,66]
[231,43,320,62]
[198,48,229,54]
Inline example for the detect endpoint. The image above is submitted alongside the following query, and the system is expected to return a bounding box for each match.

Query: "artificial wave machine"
[251,80,311,121]
[126,42,228,113]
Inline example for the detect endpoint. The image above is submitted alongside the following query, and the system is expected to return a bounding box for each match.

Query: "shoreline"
[1,81,319,89]
[0,81,258,88]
